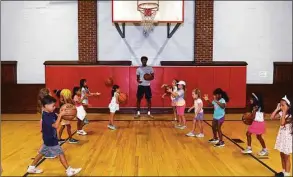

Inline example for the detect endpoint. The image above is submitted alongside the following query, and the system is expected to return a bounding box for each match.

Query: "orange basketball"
[118,93,128,104]
[60,103,77,121]
[242,112,254,125]
[105,77,114,87]
[164,85,172,95]
[144,74,154,81]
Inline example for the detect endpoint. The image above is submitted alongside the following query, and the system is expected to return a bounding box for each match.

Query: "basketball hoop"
[138,2,159,35]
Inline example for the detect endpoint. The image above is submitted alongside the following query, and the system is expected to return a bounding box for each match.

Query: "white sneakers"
[27,166,81,177]
[107,124,117,130]
[66,167,82,176]
[186,132,204,138]
[77,130,87,136]
[241,147,269,156]
[27,166,43,174]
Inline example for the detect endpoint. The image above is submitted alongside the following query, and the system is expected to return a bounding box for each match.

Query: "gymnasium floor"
[1,113,283,176]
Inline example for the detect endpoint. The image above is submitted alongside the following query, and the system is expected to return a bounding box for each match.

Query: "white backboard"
[112,0,184,23]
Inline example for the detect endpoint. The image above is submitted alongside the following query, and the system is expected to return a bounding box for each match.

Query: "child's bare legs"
[172,106,177,121]
[77,119,84,131]
[182,115,186,126]
[246,132,252,147]
[197,120,203,134]
[58,125,66,140]
[31,153,44,166]
[217,122,224,142]
[59,154,69,169]
[109,113,115,125]
[191,119,196,132]
[283,153,291,175]
[256,134,266,149]
[66,124,72,138]
[211,119,218,139]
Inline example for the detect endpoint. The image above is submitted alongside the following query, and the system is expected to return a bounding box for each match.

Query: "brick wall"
[78,1,97,63]
[194,0,214,63]
[78,0,214,63]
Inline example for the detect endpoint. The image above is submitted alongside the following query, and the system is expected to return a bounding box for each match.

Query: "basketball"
[60,103,77,121]
[144,73,154,81]
[105,77,114,87]
[242,112,254,125]
[164,85,172,95]
[118,93,128,104]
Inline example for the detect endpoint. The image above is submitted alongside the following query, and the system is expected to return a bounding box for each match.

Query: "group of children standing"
[25,77,292,177]
[162,79,229,147]
[161,79,292,177]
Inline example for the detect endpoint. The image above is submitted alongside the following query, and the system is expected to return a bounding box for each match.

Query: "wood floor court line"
[1,119,281,176]
[203,120,277,174]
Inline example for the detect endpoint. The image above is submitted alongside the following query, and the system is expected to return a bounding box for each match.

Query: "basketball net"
[138,3,158,35]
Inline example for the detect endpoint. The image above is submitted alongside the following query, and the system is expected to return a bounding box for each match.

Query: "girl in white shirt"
[108,85,120,130]
[187,89,204,137]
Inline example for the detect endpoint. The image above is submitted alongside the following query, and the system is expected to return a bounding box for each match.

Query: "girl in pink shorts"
[167,80,186,129]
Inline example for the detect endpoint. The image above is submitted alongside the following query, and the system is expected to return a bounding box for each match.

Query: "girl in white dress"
[271,95,292,177]
[108,85,120,130]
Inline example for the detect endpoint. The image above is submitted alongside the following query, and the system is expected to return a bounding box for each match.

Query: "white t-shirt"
[194,98,203,113]
[171,86,177,101]
[136,66,154,86]
[81,87,89,104]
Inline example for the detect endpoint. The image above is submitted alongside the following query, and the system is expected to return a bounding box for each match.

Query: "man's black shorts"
[136,85,152,100]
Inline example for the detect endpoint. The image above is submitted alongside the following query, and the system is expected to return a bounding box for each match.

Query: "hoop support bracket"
[167,23,181,38]
[114,23,125,38]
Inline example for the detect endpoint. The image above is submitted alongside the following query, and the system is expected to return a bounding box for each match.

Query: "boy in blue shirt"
[27,95,81,176]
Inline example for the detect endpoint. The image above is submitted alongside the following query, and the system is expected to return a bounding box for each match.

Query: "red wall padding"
[45,66,247,108]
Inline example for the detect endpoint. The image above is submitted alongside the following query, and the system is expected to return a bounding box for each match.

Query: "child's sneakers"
[241,147,253,154]
[196,133,204,138]
[179,125,187,130]
[27,166,43,174]
[77,130,87,136]
[214,141,225,147]
[186,132,196,137]
[208,138,219,144]
[258,149,268,156]
[66,167,82,177]
[107,124,117,130]
[68,138,79,144]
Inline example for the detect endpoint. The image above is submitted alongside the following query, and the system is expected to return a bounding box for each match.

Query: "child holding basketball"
[241,93,268,156]
[203,88,229,147]
[161,79,178,122]
[73,87,87,136]
[167,80,187,129]
[80,79,101,124]
[54,89,79,144]
[108,85,120,130]
[27,95,81,176]
[271,95,292,177]
[37,88,56,159]
[186,88,204,138]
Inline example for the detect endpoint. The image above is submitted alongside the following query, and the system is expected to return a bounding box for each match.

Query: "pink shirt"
[73,95,82,107]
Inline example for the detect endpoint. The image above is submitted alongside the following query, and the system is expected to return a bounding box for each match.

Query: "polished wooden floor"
[1,114,287,176]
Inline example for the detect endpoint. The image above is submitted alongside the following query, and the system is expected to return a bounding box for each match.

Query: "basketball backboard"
[112,0,184,23]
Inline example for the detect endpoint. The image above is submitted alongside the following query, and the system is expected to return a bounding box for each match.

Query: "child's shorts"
[39,144,64,157]
[194,112,204,120]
